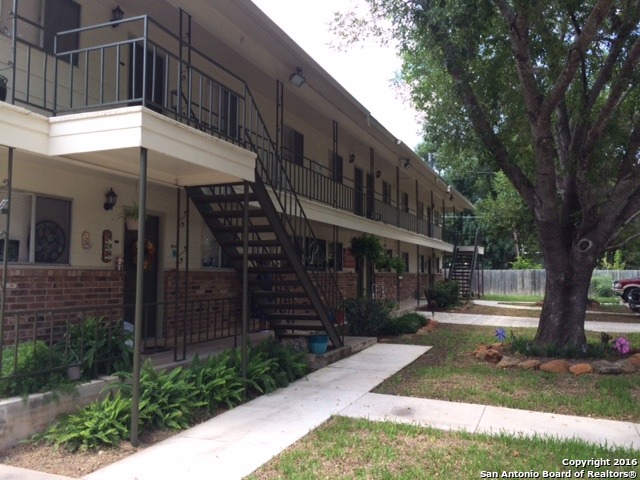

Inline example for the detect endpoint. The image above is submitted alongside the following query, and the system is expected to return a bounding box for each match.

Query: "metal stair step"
[201,209,266,219]
[215,224,274,233]
[187,192,258,204]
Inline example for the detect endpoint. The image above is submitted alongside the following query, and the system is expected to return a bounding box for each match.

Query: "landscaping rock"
[627,353,640,368]
[472,344,503,363]
[569,363,593,375]
[591,360,622,375]
[518,359,541,370]
[473,345,489,360]
[614,359,637,374]
[496,356,521,368]
[539,359,570,373]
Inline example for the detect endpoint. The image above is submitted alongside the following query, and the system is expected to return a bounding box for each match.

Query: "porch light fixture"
[103,188,118,211]
[375,170,381,178]
[349,153,355,164]
[111,5,124,27]
[403,158,411,168]
[289,68,306,87]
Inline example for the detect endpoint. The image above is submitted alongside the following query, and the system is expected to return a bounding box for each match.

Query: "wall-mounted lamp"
[349,153,356,164]
[375,170,381,178]
[111,5,124,27]
[288,68,306,87]
[395,139,402,145]
[403,158,411,169]
[103,188,118,210]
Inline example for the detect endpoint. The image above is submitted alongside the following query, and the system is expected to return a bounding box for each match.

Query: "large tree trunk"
[535,242,596,348]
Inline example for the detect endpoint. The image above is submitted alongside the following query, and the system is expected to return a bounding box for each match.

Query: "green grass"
[248,417,640,479]
[375,325,640,422]
[480,294,622,304]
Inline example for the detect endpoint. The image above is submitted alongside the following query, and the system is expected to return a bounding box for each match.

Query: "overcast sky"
[251,0,424,150]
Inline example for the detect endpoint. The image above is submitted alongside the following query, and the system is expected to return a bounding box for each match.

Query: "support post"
[131,147,148,447]
[0,147,14,366]
[241,181,250,390]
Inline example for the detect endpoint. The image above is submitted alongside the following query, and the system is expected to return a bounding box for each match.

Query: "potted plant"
[119,203,141,230]
[308,332,329,355]
[0,75,7,102]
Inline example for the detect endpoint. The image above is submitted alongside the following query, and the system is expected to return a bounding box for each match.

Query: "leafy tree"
[335,1,640,348]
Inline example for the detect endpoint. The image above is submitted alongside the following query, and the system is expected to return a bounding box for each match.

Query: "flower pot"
[308,334,329,355]
[125,218,139,230]
[66,364,82,380]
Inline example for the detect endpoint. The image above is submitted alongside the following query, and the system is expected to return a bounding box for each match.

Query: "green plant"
[508,332,615,359]
[376,255,406,276]
[189,352,244,412]
[600,249,626,270]
[350,234,384,265]
[590,274,614,298]
[343,297,394,336]
[378,312,427,336]
[118,203,140,221]
[0,75,7,86]
[424,281,460,309]
[0,341,66,397]
[38,391,131,451]
[252,338,308,388]
[509,256,543,269]
[65,316,133,378]
[119,360,205,432]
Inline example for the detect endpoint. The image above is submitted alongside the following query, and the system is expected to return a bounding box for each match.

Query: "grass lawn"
[248,417,639,479]
[375,324,640,422]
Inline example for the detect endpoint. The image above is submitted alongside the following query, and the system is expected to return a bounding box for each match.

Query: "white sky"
[251,0,424,150]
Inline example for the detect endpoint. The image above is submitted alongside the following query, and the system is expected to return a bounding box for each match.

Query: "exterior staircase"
[448,246,477,298]
[186,175,344,348]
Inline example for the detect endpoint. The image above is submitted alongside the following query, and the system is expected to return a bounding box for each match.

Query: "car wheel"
[627,287,640,303]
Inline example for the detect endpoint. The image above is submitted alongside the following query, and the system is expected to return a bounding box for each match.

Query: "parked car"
[612,278,640,312]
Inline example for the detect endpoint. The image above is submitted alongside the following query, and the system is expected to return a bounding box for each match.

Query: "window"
[44,0,81,64]
[201,226,231,268]
[382,181,392,205]
[402,252,409,273]
[402,192,409,212]
[283,126,304,166]
[332,154,343,183]
[419,255,425,273]
[0,192,71,264]
[304,237,326,270]
[328,242,343,271]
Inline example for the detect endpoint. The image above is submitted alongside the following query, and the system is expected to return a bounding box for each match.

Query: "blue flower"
[495,327,506,343]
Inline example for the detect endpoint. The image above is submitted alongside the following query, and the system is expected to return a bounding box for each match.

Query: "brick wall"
[2,268,124,345]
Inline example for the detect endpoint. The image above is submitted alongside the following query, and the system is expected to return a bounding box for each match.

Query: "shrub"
[424,281,460,309]
[0,341,66,397]
[590,274,614,298]
[65,316,133,378]
[189,352,244,412]
[378,312,428,336]
[252,338,308,388]
[343,297,394,336]
[509,256,543,269]
[39,391,131,452]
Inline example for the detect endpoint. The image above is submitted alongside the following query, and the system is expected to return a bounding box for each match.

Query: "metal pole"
[174,188,180,362]
[0,147,14,367]
[241,181,249,388]
[131,147,148,447]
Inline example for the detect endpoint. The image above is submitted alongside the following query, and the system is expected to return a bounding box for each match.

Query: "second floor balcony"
[5,9,446,243]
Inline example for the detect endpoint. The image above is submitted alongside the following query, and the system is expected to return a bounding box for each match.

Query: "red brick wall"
[2,268,124,344]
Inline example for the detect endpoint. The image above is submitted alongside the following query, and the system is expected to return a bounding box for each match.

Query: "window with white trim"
[0,192,71,264]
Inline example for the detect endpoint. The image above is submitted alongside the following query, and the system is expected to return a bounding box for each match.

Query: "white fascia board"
[48,107,256,184]
[298,197,454,252]
[0,103,49,154]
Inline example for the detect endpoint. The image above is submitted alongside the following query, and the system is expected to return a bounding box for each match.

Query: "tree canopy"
[335,0,640,347]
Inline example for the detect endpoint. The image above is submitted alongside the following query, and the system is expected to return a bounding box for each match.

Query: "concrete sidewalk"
[2,328,639,480]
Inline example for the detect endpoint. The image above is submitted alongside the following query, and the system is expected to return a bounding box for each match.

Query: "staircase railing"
[448,246,458,282]
[468,228,481,298]
[242,87,344,322]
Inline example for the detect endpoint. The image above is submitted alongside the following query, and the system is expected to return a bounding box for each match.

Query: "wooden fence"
[476,270,640,296]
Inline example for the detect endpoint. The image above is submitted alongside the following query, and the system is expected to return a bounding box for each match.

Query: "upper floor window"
[382,181,392,205]
[402,192,409,212]
[0,192,71,264]
[332,154,343,183]
[43,0,81,61]
[283,126,304,166]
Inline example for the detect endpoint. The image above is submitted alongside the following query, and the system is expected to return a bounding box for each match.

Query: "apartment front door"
[123,215,160,338]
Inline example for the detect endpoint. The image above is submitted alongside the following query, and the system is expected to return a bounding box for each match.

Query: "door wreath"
[132,239,156,270]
